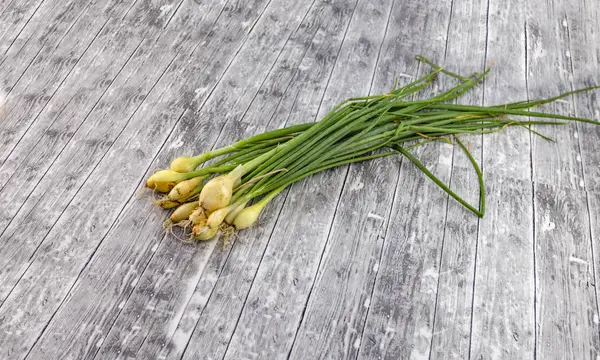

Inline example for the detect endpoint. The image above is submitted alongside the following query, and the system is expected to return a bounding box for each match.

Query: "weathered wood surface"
[0,0,599,358]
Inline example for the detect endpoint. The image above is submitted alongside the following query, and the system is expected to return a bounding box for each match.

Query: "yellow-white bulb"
[193,221,218,241]
[153,197,181,209]
[225,201,248,224]
[198,166,244,212]
[146,170,187,193]
[189,207,207,225]
[170,156,198,173]
[168,176,204,201]
[206,204,238,229]
[232,203,263,230]
[170,202,198,223]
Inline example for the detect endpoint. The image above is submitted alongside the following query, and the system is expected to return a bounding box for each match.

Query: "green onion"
[144,55,599,242]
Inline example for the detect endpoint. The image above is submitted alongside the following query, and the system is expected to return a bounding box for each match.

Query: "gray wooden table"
[1,0,599,359]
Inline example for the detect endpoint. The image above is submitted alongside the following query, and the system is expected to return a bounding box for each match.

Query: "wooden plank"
[428,0,487,357]
[16,1,323,359]
[157,5,364,359]
[127,1,375,359]
[0,0,46,55]
[430,166,481,359]
[0,0,139,71]
[470,174,535,358]
[588,192,600,341]
[566,1,600,192]
[470,0,535,357]
[534,183,599,359]
[526,2,600,358]
[212,0,426,357]
[356,144,453,360]
[481,0,530,181]
[0,0,194,195]
[0,0,187,233]
[0,0,272,357]
[566,0,600,339]
[527,2,582,189]
[288,154,397,360]
[0,0,80,65]
[0,0,132,170]
[0,0,196,304]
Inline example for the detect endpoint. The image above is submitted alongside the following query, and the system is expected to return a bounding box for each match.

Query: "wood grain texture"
[214,0,381,358]
[428,0,488,357]
[587,192,600,346]
[0,0,599,359]
[0,1,125,170]
[0,0,274,357]
[470,0,536,357]
[0,7,179,307]
[534,183,599,359]
[481,0,530,180]
[566,0,600,193]
[526,1,600,358]
[526,0,582,189]
[0,0,46,55]
[0,0,203,305]
[0,0,85,65]
[470,174,535,359]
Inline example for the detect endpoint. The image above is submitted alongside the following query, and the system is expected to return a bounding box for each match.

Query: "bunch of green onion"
[145,56,599,241]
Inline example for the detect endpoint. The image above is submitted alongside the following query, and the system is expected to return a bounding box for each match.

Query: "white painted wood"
[213,0,392,357]
[534,183,599,359]
[0,1,598,359]
[470,0,536,357]
[565,0,600,192]
[470,174,535,359]
[0,0,276,358]
[92,1,341,359]
[526,1,600,358]
[0,0,46,55]
[0,0,206,304]
[428,0,488,357]
[0,0,132,166]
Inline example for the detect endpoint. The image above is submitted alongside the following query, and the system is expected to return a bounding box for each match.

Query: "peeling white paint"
[0,89,7,120]
[350,181,364,191]
[159,4,174,18]
[367,212,385,221]
[569,256,588,265]
[540,212,555,232]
